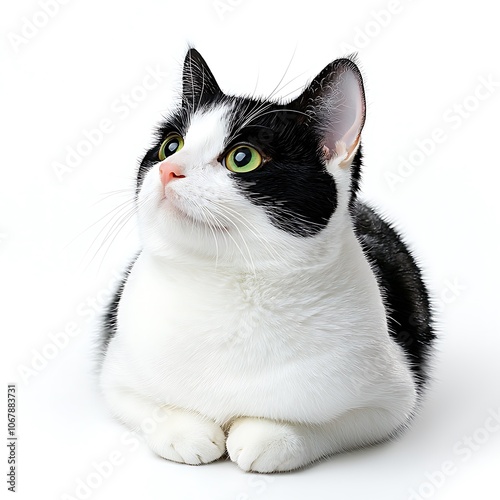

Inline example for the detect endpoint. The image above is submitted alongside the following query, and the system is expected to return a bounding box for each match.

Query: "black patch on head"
[223,98,337,237]
[136,49,225,195]
[218,56,365,236]
[135,50,370,237]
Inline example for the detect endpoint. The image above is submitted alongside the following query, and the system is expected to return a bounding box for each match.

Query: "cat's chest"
[117,255,311,358]
[110,252,388,423]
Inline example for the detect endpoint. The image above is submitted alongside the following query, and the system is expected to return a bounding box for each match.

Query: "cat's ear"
[292,58,365,167]
[182,48,222,108]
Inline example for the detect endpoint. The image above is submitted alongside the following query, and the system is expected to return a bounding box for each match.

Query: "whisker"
[80,198,137,264]
[210,206,285,274]
[191,199,222,270]
[95,196,150,272]
[91,188,136,205]
[266,46,298,101]
[65,193,136,251]
[211,203,289,267]
[206,208,256,274]
[95,204,141,272]
[86,198,144,271]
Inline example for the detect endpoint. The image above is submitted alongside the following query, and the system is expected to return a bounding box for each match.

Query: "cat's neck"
[143,218,365,281]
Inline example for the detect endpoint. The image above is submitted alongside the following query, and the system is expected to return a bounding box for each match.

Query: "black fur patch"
[225,99,338,237]
[98,255,138,361]
[352,201,435,391]
[137,96,338,236]
[136,48,339,237]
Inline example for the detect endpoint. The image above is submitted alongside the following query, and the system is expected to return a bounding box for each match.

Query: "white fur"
[99,105,417,472]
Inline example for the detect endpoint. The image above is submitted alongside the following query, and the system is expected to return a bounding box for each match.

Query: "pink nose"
[159,162,185,186]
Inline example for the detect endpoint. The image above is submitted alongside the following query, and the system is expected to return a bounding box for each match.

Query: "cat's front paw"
[145,409,225,465]
[226,417,307,473]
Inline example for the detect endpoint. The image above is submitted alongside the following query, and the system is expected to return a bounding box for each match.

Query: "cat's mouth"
[161,196,230,232]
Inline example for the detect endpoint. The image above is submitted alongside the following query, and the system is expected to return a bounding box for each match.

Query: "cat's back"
[351,200,435,390]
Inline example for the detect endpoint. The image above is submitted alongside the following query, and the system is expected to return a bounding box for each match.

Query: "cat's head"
[136,48,365,270]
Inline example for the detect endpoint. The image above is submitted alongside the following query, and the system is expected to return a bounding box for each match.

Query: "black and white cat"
[98,49,434,472]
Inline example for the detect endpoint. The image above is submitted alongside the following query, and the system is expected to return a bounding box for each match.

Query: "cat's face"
[136,49,365,269]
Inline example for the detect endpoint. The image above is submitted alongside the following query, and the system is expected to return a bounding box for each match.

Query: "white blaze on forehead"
[181,104,231,164]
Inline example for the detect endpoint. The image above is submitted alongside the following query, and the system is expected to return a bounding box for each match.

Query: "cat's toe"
[226,417,306,473]
[145,412,226,465]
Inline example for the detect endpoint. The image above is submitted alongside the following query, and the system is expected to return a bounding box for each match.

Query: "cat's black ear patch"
[292,58,366,164]
[182,48,222,109]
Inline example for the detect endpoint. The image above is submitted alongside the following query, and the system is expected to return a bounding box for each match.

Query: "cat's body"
[98,49,434,472]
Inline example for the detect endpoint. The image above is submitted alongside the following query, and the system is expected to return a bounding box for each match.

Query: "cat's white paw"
[226,417,307,472]
[145,410,225,465]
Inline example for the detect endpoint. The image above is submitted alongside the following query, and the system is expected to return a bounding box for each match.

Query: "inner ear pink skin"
[322,145,332,162]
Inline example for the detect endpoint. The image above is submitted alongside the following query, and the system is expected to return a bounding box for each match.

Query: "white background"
[2,0,500,499]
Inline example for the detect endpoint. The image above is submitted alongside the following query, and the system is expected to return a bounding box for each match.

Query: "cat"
[98,48,434,473]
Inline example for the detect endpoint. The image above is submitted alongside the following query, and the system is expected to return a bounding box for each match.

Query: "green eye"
[159,133,184,161]
[224,145,262,173]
